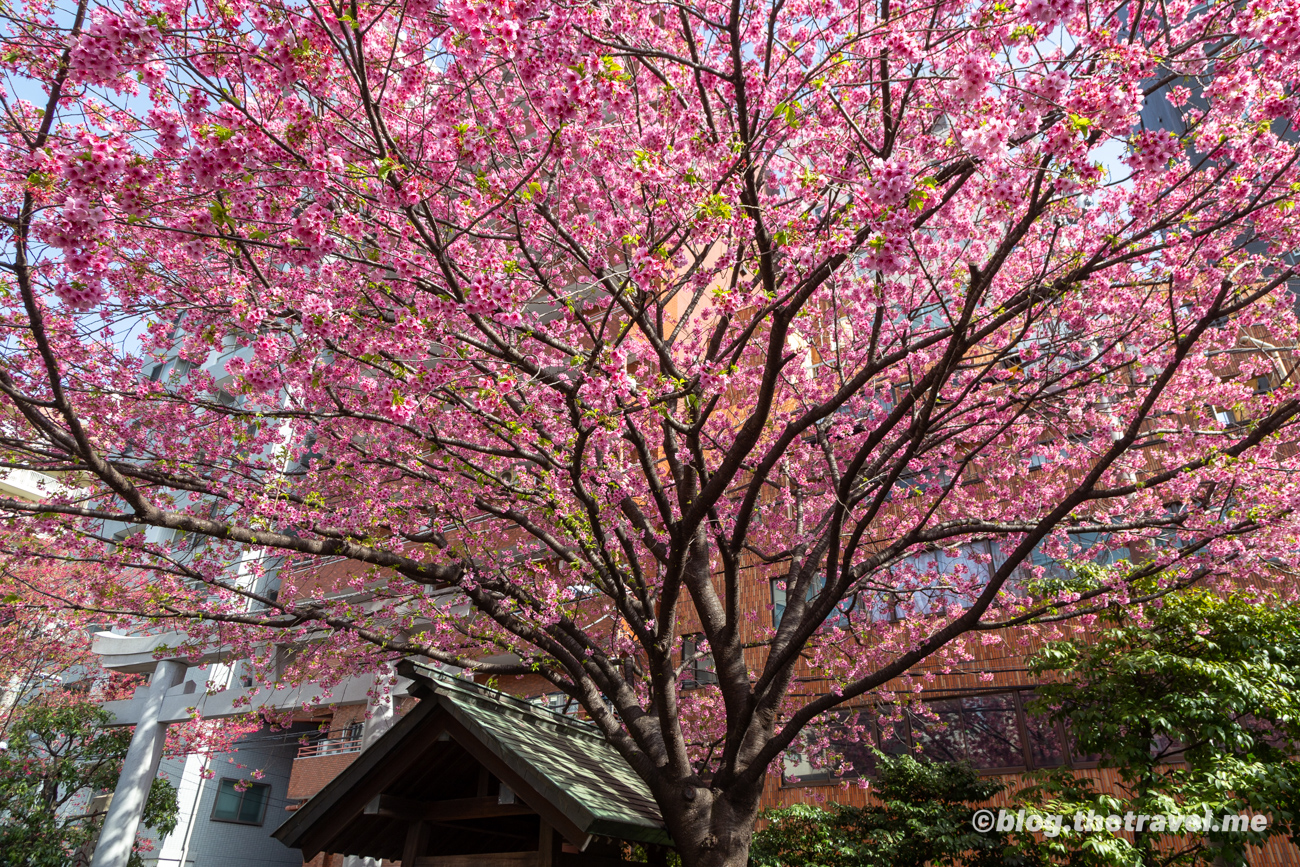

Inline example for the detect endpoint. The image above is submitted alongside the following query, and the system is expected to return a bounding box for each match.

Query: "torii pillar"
[90,657,188,867]
[89,631,419,867]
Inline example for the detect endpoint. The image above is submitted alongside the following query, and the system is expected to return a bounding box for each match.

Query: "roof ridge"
[410,661,604,737]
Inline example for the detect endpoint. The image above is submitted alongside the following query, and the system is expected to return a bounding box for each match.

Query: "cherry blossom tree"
[2,0,1300,862]
[0,558,102,729]
[0,550,262,762]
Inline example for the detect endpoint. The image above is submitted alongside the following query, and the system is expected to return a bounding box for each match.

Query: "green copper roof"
[403,660,669,845]
[273,660,671,857]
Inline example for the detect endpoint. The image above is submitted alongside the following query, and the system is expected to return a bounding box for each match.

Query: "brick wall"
[285,698,421,802]
[286,752,361,801]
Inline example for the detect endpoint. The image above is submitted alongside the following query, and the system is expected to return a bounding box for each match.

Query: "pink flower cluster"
[867,158,912,208]
[1022,0,1079,26]
[185,131,248,189]
[69,10,158,87]
[53,279,108,310]
[225,356,281,393]
[466,273,515,316]
[951,53,993,103]
[302,294,333,320]
[1243,0,1300,61]
[60,134,129,194]
[289,203,337,261]
[861,234,908,273]
[1125,130,1181,175]
[42,196,111,305]
[960,117,1012,160]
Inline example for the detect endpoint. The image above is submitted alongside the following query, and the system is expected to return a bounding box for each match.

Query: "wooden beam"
[411,853,536,867]
[402,821,430,865]
[364,793,535,822]
[435,715,591,849]
[296,711,452,859]
[409,855,646,867]
[538,822,562,867]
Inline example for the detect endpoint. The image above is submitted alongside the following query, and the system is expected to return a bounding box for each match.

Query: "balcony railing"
[295,731,363,759]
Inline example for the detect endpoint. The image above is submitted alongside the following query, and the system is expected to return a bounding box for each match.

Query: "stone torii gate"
[88,631,411,867]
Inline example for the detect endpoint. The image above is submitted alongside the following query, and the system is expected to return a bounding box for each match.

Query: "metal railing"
[294,729,364,759]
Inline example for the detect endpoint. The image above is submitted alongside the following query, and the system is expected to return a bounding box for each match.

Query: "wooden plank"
[436,715,591,849]
[292,707,449,857]
[558,857,646,867]
[364,793,535,822]
[402,821,430,865]
[538,822,562,867]
[412,852,537,867]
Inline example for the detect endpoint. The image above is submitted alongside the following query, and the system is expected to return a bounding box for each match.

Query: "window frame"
[680,633,718,689]
[770,578,861,628]
[779,688,1086,788]
[210,777,272,826]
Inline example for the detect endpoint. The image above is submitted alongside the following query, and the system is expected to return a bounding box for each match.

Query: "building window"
[771,578,859,628]
[1029,532,1130,580]
[880,540,1009,620]
[1212,405,1243,428]
[771,579,787,627]
[911,693,1024,771]
[681,634,717,689]
[211,779,271,825]
[781,690,1080,786]
[531,691,578,715]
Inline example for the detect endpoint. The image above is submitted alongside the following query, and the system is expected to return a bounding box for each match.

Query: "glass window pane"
[865,592,899,622]
[213,781,241,821]
[836,711,880,778]
[782,712,852,784]
[238,784,268,823]
[961,694,1023,769]
[782,710,906,783]
[911,699,965,763]
[682,635,717,688]
[825,593,854,629]
[1024,710,1065,768]
[770,580,786,627]
[991,540,1032,596]
[1065,721,1101,765]
[772,578,849,629]
[938,542,993,596]
[878,717,910,757]
[781,748,829,784]
[1029,541,1072,582]
[1073,531,1129,567]
[1240,714,1294,752]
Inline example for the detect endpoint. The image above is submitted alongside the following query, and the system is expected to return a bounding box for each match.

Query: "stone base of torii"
[89,631,414,867]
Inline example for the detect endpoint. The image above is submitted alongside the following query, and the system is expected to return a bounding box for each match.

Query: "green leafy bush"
[0,695,177,867]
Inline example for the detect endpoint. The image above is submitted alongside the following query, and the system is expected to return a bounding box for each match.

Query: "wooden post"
[402,820,430,866]
[537,821,563,867]
[646,845,668,867]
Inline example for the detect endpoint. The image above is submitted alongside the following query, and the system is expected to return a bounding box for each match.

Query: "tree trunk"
[660,782,763,867]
